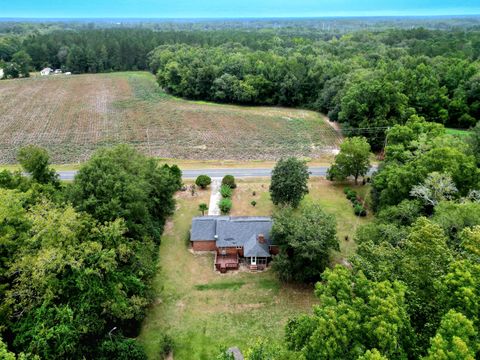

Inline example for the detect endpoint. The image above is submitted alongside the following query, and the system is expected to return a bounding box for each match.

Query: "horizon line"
[2,14,480,21]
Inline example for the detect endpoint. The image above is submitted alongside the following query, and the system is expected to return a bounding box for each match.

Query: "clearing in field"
[138,178,371,359]
[0,72,341,163]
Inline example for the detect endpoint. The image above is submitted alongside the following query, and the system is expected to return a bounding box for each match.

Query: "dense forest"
[1,23,479,146]
[0,145,181,359]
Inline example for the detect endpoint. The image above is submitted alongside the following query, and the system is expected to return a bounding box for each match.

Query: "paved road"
[58,166,377,181]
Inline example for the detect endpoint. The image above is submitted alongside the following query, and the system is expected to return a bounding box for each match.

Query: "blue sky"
[2,0,480,18]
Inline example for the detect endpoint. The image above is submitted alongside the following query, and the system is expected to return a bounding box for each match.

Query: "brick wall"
[269,245,279,255]
[192,240,217,251]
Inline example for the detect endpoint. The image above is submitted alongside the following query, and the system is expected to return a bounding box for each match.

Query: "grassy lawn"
[139,178,372,359]
[446,128,471,137]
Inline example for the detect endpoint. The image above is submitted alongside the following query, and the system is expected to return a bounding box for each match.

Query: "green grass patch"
[256,278,281,293]
[446,128,471,137]
[195,281,246,291]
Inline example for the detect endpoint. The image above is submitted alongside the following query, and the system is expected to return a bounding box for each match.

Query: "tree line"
[1,27,479,143]
[0,145,181,359]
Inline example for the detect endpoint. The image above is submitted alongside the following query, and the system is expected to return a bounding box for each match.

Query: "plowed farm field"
[0,72,341,163]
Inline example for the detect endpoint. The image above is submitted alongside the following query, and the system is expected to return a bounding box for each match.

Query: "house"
[65,72,72,75]
[190,216,278,272]
[0,68,3,79]
[54,69,62,74]
[40,67,53,76]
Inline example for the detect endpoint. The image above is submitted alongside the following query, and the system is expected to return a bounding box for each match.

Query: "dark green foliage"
[220,184,233,198]
[70,145,178,241]
[270,158,309,208]
[195,175,212,189]
[372,117,479,211]
[218,198,232,214]
[17,145,59,186]
[251,200,257,207]
[0,145,181,358]
[327,137,371,183]
[221,175,236,189]
[271,204,338,283]
[285,266,414,359]
[198,203,208,216]
[470,121,480,166]
[354,204,367,217]
[344,187,367,217]
[97,337,148,360]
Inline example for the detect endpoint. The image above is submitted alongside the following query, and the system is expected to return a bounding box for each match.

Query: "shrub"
[222,175,237,189]
[251,200,257,207]
[219,198,232,214]
[220,184,233,198]
[97,337,147,360]
[343,187,352,195]
[347,190,357,201]
[354,204,367,217]
[198,203,208,215]
[195,175,212,189]
[159,334,174,358]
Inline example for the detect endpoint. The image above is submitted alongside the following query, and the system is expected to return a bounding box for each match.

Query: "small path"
[208,178,222,215]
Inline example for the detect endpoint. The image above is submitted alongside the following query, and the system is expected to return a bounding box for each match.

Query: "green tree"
[271,203,337,283]
[424,310,477,360]
[70,145,178,241]
[0,336,16,360]
[410,172,458,207]
[11,50,32,77]
[286,266,414,360]
[199,203,209,216]
[358,349,388,360]
[327,137,371,184]
[17,145,59,186]
[270,158,309,208]
[195,175,212,189]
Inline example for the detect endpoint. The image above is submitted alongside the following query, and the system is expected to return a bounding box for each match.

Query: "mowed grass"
[446,128,471,137]
[139,178,371,359]
[0,71,341,164]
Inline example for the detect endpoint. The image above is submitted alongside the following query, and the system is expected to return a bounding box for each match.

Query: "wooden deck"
[215,253,239,273]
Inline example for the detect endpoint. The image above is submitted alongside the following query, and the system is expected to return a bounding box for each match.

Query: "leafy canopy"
[327,136,371,184]
[271,203,337,283]
[270,157,309,208]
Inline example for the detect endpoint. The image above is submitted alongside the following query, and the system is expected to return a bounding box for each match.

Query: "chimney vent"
[258,234,265,244]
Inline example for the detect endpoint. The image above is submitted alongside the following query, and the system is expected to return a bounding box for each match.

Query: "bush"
[346,190,357,201]
[195,175,212,189]
[97,337,147,360]
[158,334,174,358]
[220,184,233,198]
[251,200,257,207]
[222,175,237,189]
[219,198,232,214]
[343,187,352,195]
[354,204,367,217]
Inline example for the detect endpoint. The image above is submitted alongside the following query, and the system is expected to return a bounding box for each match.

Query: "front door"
[251,257,257,266]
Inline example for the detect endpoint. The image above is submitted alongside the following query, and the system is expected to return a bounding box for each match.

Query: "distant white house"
[0,68,4,79]
[65,72,72,75]
[40,67,53,76]
[54,69,62,74]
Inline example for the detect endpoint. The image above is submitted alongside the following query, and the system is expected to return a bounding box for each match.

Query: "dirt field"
[0,72,341,163]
